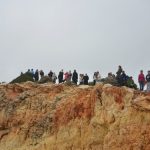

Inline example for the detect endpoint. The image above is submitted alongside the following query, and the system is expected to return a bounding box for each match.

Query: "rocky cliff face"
[0,82,150,150]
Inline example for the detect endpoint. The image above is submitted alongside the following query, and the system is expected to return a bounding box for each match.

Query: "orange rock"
[0,83,150,150]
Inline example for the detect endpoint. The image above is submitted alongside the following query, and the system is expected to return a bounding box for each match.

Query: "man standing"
[34,69,39,81]
[58,69,64,83]
[72,70,78,84]
[83,74,89,85]
[48,70,53,80]
[146,70,150,92]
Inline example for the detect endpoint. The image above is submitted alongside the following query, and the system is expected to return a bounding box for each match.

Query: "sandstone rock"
[0,83,149,150]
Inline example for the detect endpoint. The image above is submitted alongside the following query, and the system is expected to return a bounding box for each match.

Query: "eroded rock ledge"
[0,82,150,150]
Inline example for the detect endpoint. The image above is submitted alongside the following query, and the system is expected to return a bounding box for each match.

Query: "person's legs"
[142,82,145,91]
[139,82,142,91]
[139,81,144,91]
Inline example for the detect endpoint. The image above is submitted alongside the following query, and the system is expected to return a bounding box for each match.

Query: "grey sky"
[0,0,150,82]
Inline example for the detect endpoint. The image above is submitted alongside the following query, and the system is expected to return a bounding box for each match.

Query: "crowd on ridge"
[21,66,150,92]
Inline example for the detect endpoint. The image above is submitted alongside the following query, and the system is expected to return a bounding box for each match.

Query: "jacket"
[138,73,145,82]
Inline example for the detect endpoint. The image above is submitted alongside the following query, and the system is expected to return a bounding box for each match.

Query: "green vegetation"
[38,76,51,84]
[10,72,34,84]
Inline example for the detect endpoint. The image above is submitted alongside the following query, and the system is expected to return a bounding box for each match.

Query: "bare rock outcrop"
[0,82,150,150]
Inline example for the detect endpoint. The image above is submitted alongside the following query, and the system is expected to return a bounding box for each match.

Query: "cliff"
[0,82,150,150]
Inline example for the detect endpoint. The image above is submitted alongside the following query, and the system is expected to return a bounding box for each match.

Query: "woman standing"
[138,70,145,91]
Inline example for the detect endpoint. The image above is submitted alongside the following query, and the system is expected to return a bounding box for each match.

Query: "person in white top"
[93,72,97,85]
[52,72,57,83]
[96,71,101,82]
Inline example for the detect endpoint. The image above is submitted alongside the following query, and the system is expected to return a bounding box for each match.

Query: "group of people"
[26,66,150,92]
[115,66,150,91]
[27,69,90,85]
[115,66,137,89]
[138,70,150,92]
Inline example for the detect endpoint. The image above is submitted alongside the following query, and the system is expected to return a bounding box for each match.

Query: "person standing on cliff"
[68,71,72,82]
[116,65,123,85]
[48,70,53,81]
[79,74,84,85]
[83,74,89,85]
[146,70,150,92]
[138,70,145,91]
[52,72,57,83]
[72,70,78,84]
[96,71,101,82]
[116,65,123,78]
[34,69,39,81]
[40,70,44,78]
[64,72,69,82]
[93,72,97,85]
[58,69,64,83]
[120,71,128,86]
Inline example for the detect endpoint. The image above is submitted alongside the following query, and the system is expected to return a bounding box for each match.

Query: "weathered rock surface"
[0,82,150,150]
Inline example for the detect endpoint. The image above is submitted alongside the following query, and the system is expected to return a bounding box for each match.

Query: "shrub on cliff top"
[38,76,52,84]
[10,72,34,84]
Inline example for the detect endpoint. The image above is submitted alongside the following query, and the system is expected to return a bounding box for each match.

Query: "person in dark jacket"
[116,65,123,85]
[146,70,150,92]
[34,69,39,81]
[83,74,89,85]
[40,70,44,78]
[58,69,64,83]
[120,71,128,86]
[116,65,123,77]
[48,70,53,80]
[72,70,78,84]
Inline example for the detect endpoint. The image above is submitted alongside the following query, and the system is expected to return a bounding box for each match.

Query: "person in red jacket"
[64,72,69,82]
[138,70,145,91]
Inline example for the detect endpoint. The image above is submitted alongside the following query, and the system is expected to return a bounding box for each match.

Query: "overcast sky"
[0,0,150,82]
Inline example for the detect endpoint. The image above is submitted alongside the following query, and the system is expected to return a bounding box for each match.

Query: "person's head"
[108,72,111,76]
[119,65,122,69]
[74,70,76,72]
[140,70,143,74]
[148,70,150,74]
